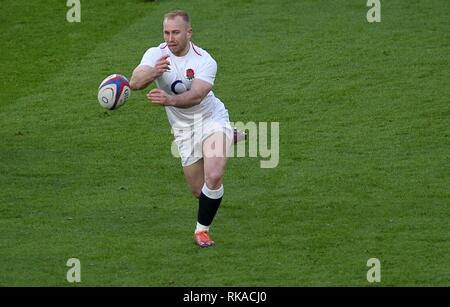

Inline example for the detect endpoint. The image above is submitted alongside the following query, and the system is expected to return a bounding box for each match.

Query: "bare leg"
[202,132,231,189]
[183,159,204,199]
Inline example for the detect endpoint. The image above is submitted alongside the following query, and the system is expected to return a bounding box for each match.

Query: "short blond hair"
[164,10,191,26]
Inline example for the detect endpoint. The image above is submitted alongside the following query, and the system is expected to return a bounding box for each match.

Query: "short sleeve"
[195,56,217,85]
[139,47,161,68]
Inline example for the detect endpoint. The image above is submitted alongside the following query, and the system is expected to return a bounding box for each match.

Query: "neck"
[173,42,191,57]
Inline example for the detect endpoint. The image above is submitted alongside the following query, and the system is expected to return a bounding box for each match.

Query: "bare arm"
[147,79,213,109]
[129,54,170,90]
[129,66,157,90]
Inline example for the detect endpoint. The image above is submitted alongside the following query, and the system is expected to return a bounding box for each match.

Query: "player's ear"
[187,27,192,39]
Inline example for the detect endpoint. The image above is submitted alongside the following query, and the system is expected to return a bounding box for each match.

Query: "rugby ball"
[97,74,131,110]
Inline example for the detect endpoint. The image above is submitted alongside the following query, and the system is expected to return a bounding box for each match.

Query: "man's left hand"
[147,88,173,106]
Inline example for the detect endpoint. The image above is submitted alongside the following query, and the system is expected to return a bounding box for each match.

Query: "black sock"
[197,192,223,227]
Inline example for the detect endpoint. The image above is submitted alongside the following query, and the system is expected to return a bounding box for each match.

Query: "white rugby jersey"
[139,42,228,129]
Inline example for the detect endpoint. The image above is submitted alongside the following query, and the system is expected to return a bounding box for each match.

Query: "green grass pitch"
[0,0,449,286]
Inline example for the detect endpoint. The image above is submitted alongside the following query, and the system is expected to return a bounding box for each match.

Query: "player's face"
[163,16,192,56]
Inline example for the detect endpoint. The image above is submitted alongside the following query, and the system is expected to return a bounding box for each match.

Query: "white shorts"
[172,110,233,167]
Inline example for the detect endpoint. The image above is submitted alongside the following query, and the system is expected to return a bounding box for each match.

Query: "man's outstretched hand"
[147,88,173,106]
